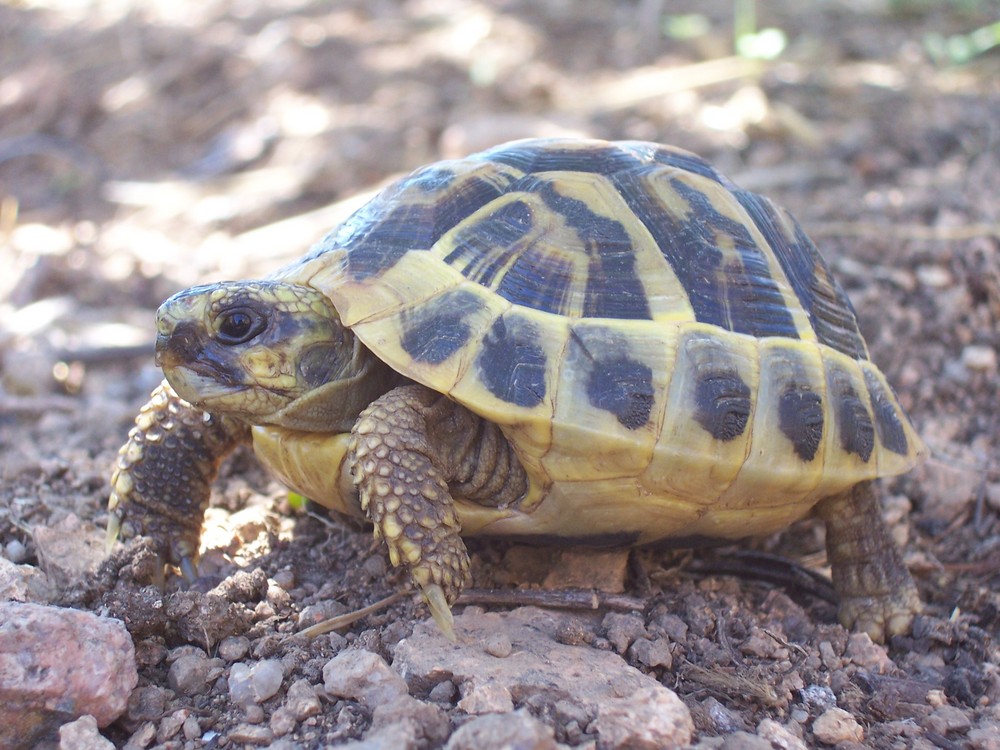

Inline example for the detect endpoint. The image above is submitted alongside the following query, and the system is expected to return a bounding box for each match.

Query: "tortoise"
[107,137,924,642]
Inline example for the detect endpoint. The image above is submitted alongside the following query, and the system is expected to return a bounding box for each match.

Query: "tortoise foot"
[837,586,922,643]
[816,481,922,643]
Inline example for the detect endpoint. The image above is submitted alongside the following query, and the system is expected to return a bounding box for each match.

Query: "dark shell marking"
[644,176,799,339]
[535,179,651,320]
[341,170,511,280]
[863,367,909,456]
[827,365,875,462]
[684,336,752,442]
[400,288,483,365]
[476,315,548,408]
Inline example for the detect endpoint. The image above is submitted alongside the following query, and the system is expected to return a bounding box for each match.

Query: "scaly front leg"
[348,384,528,639]
[107,380,249,579]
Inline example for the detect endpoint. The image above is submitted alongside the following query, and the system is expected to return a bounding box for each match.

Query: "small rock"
[272,568,296,589]
[156,710,187,743]
[648,609,688,642]
[916,264,951,289]
[169,654,211,696]
[428,680,457,704]
[228,723,274,745]
[818,642,841,670]
[59,715,115,750]
[799,684,837,713]
[961,345,996,373]
[0,556,53,603]
[445,709,559,749]
[483,632,512,658]
[844,632,892,673]
[741,627,789,660]
[458,678,515,714]
[228,659,284,706]
[629,637,672,669]
[603,612,647,654]
[218,635,251,662]
[250,659,284,702]
[270,706,297,737]
[4,539,27,563]
[32,514,105,591]
[286,679,322,719]
[812,707,863,744]
[371,695,449,745]
[124,721,156,750]
[590,686,694,749]
[719,732,772,749]
[757,718,806,750]
[922,705,972,735]
[968,724,1000,750]
[182,715,201,741]
[0,602,137,749]
[323,649,409,708]
[704,697,748,734]
[126,685,168,723]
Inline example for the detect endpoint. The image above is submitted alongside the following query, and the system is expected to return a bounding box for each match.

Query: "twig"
[297,591,408,638]
[457,587,647,613]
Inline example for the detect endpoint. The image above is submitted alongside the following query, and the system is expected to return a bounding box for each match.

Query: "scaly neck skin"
[265,331,404,433]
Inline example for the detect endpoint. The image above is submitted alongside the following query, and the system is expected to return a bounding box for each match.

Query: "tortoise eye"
[217,307,266,345]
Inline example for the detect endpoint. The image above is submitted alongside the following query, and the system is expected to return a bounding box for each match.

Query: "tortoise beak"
[154,320,203,370]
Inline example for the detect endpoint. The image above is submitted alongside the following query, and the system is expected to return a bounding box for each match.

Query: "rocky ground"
[1,1,999,748]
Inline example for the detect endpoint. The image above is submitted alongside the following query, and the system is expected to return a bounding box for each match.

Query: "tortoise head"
[155,280,394,431]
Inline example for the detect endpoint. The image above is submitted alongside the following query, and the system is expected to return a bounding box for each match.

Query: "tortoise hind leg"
[348,383,528,639]
[815,481,921,642]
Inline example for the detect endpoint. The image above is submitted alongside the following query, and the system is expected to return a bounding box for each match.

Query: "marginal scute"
[769,346,826,462]
[778,386,825,462]
[694,368,752,442]
[827,364,875,462]
[476,314,548,408]
[862,365,909,456]
[586,355,655,430]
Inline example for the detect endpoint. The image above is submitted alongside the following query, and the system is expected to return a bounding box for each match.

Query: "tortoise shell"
[260,137,924,545]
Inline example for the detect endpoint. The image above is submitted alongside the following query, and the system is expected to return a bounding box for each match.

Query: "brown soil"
[2,1,999,748]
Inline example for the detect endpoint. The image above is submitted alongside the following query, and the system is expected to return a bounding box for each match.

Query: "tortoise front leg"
[348,384,527,638]
[816,481,921,642]
[107,381,249,579]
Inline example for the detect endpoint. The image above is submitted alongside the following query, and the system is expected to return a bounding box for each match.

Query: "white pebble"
[962,345,997,374]
[229,660,284,706]
[4,540,27,563]
[916,264,952,289]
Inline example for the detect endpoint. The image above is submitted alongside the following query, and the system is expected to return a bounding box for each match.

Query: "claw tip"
[423,584,456,642]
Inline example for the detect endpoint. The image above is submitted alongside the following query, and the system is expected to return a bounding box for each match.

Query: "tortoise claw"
[422,583,456,642]
[105,511,122,553]
[179,555,199,583]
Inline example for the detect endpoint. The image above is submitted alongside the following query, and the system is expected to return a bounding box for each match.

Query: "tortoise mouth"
[162,366,247,411]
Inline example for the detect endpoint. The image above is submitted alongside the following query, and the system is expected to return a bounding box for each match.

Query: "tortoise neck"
[266,330,403,433]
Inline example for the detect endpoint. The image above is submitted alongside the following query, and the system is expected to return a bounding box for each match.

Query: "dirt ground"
[2,1,1000,748]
